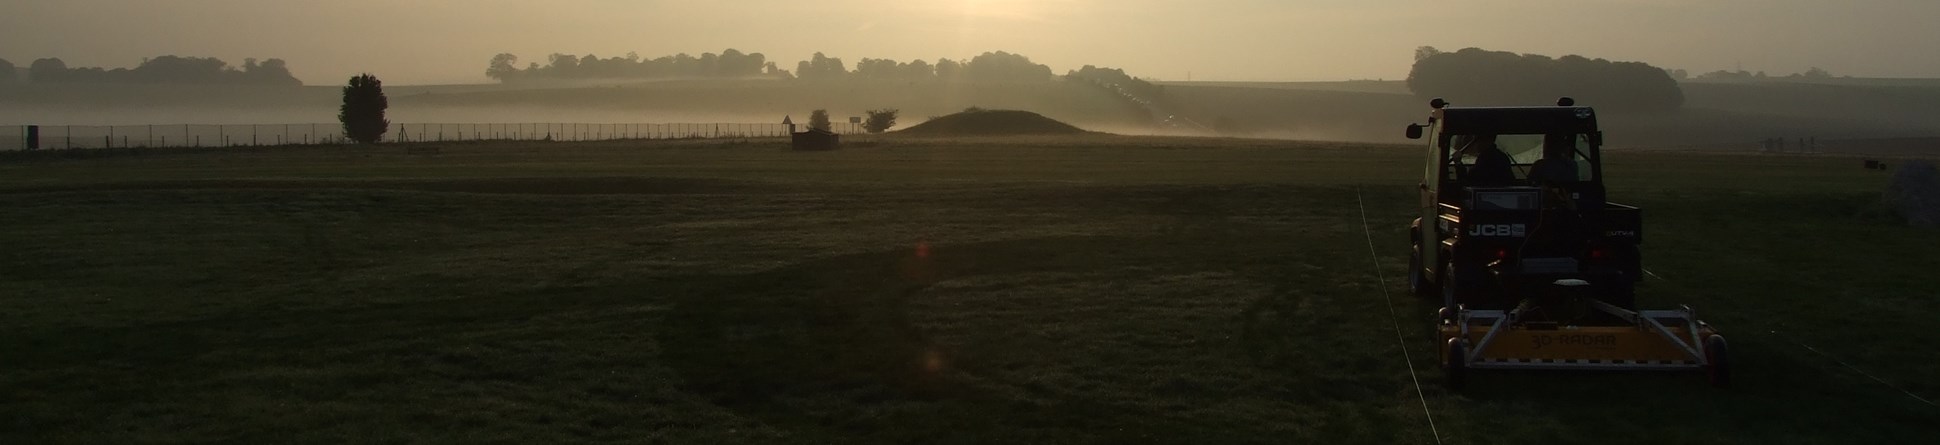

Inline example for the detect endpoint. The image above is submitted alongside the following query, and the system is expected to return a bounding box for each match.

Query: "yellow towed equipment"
[1403,97,1730,389]
[1439,289,1727,388]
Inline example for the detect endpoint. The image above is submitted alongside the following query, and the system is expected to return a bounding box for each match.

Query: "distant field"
[0,79,1151,131]
[1157,80,1940,146]
[3,136,1936,444]
[7,77,1940,148]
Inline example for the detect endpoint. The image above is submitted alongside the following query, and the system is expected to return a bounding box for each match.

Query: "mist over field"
[0,0,1936,147]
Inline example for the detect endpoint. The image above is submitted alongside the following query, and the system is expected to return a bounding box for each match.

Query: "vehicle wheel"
[1704,335,1730,388]
[1443,337,1469,391]
[1409,244,1432,298]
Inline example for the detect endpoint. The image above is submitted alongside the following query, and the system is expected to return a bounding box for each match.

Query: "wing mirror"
[1406,124,1425,140]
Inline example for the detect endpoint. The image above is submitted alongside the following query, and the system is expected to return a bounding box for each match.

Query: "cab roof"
[1438,106,1599,135]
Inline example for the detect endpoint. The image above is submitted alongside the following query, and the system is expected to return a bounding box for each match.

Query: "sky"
[4,0,1939,85]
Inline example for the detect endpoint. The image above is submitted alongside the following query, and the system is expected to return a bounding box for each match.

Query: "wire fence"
[0,122,866,151]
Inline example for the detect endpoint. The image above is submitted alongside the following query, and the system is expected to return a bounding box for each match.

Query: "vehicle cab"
[1406,98,1642,310]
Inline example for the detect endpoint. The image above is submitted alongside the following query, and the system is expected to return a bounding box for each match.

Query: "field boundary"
[0,122,866,151]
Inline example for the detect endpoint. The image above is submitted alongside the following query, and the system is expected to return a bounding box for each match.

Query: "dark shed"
[792,129,840,151]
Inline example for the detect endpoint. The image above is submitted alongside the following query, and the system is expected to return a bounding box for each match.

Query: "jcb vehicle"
[1404,98,1727,388]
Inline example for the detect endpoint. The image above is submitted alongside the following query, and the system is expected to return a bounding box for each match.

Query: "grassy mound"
[899,109,1090,136]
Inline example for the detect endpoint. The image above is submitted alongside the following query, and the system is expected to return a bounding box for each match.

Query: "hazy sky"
[4,0,1938,85]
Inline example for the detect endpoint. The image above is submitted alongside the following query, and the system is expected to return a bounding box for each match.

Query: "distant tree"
[808,109,832,132]
[339,73,389,144]
[763,61,793,79]
[237,58,301,86]
[796,52,848,80]
[1697,69,1755,80]
[962,51,1054,82]
[1802,67,1831,79]
[864,108,899,133]
[854,58,900,79]
[902,59,934,79]
[1415,46,1442,62]
[486,53,520,82]
[20,55,299,86]
[28,58,67,83]
[935,58,962,80]
[1407,47,1683,112]
[0,58,14,84]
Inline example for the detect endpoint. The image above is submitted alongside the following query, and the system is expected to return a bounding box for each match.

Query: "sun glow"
[954,0,1051,21]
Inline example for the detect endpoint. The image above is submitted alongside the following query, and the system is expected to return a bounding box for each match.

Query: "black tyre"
[1443,337,1469,391]
[1704,335,1730,388]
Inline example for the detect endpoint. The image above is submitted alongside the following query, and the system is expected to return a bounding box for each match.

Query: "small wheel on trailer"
[1704,334,1730,388]
[1443,337,1469,391]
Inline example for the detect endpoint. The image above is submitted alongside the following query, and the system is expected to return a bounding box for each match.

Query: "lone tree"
[339,73,389,144]
[808,109,832,132]
[863,108,899,133]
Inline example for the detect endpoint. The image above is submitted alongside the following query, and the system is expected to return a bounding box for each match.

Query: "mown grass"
[2,136,1936,444]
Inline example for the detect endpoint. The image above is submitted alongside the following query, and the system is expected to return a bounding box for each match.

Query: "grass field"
[3,136,1938,443]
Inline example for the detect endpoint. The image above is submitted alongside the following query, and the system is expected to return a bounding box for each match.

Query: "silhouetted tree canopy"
[1407,47,1683,112]
[1695,67,1836,81]
[490,49,782,82]
[864,108,899,133]
[1067,65,1162,98]
[0,58,15,84]
[1066,65,1169,119]
[489,49,1061,84]
[963,51,1054,82]
[340,73,389,144]
[21,55,301,86]
[796,52,849,80]
[808,109,832,132]
[935,58,963,79]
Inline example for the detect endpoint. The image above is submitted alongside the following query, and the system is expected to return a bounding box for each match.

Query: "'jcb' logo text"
[1466,224,1526,237]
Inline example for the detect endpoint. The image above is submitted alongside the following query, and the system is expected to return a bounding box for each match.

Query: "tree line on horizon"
[485,49,1062,83]
[1407,46,1683,112]
[1683,67,1839,81]
[0,55,302,86]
